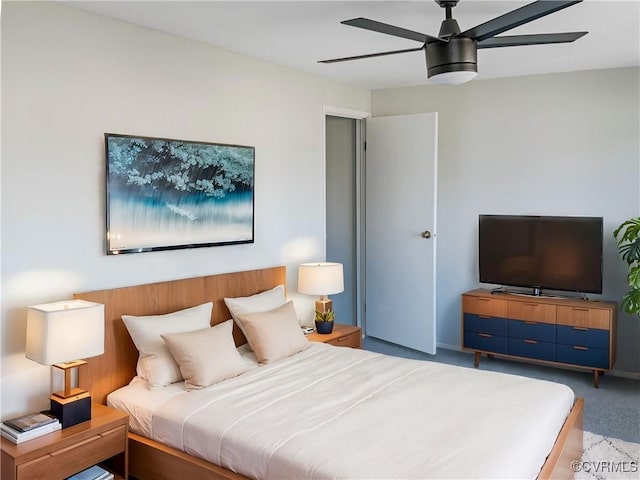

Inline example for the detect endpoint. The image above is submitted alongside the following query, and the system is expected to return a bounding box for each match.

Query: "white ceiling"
[64,0,640,90]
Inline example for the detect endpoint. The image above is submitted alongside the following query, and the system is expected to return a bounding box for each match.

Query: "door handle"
[421,230,432,239]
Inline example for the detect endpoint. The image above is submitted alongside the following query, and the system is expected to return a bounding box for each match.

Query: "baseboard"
[436,343,640,380]
[609,369,640,380]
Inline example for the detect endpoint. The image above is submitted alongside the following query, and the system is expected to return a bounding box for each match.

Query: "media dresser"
[461,289,617,388]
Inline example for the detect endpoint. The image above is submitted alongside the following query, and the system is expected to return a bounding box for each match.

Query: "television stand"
[461,289,617,388]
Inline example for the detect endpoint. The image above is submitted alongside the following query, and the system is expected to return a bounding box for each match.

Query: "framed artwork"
[105,133,255,254]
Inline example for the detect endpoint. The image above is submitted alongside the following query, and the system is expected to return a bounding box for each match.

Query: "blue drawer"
[556,344,609,369]
[557,325,609,349]
[508,338,556,362]
[464,314,508,336]
[509,320,556,343]
[464,331,508,354]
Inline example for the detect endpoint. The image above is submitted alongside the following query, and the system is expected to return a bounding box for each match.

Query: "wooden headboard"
[74,266,286,404]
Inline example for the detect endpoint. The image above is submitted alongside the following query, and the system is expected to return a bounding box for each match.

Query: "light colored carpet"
[575,431,640,479]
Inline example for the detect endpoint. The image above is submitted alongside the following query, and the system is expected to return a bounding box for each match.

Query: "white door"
[365,113,438,353]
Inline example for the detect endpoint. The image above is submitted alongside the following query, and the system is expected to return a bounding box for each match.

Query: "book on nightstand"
[1,421,62,444]
[66,465,114,480]
[3,412,58,432]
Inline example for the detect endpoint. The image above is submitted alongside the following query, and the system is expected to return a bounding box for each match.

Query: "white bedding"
[108,343,574,479]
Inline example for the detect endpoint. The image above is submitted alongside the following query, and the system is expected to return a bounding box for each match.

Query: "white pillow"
[224,285,287,338]
[161,320,250,391]
[122,302,212,388]
[235,301,309,364]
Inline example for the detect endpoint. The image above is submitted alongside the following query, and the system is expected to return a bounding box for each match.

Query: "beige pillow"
[122,302,212,388]
[161,320,250,391]
[235,301,309,364]
[224,285,287,339]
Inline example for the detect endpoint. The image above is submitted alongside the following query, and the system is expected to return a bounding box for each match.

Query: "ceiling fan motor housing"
[425,37,477,78]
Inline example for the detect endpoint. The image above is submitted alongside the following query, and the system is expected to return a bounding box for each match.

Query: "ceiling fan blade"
[461,0,583,42]
[478,31,587,49]
[318,46,425,64]
[341,18,443,44]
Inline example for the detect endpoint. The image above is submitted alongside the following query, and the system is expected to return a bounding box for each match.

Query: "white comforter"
[108,343,574,479]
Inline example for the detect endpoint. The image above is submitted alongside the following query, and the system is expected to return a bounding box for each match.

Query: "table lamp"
[26,299,105,428]
[298,262,344,333]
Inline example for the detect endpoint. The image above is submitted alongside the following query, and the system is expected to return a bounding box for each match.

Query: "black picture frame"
[105,133,255,255]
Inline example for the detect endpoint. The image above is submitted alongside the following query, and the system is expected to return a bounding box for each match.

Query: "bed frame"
[75,265,583,480]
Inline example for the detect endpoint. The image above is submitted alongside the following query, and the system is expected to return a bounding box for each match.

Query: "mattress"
[108,343,574,479]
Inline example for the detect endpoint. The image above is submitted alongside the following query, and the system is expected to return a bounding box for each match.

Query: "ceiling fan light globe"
[429,70,477,85]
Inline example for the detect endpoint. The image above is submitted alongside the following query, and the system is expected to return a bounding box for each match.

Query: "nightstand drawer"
[17,425,126,480]
[307,324,361,348]
[326,331,361,348]
[463,331,508,354]
[464,313,508,336]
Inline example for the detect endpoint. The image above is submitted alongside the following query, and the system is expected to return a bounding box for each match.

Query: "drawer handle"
[524,339,538,344]
[477,298,491,302]
[524,321,538,325]
[479,315,493,319]
[337,336,349,341]
[51,435,100,455]
[100,425,126,437]
[572,326,589,331]
[524,303,539,307]
[573,307,589,312]
[573,346,589,351]
[478,333,492,338]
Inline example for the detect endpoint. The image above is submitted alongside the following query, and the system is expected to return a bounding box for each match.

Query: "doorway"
[324,112,366,328]
[324,109,438,353]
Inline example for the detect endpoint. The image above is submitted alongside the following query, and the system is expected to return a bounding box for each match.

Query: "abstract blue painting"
[105,133,254,254]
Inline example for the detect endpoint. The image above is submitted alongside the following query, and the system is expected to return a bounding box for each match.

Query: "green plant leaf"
[621,288,640,316]
[628,265,640,289]
[614,217,640,242]
[623,237,640,264]
[614,217,640,316]
[314,309,335,322]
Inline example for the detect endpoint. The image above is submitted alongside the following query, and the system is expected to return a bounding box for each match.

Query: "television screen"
[478,215,603,294]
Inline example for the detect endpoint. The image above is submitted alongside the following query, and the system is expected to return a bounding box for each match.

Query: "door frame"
[322,105,370,329]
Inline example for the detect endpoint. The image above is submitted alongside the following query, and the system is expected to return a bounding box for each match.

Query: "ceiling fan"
[319,0,587,85]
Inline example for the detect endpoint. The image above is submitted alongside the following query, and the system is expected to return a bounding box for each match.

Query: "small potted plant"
[613,217,640,317]
[315,309,335,334]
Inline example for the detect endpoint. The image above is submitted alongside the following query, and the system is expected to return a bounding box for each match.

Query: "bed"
[75,266,584,480]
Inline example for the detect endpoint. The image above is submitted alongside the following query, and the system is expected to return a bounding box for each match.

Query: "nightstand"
[1,403,128,480]
[307,323,362,348]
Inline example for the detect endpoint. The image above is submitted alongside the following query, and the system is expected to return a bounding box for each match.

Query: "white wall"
[372,67,640,374]
[0,1,369,417]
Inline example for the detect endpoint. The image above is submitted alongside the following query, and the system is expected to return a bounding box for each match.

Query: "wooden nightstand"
[1,403,128,480]
[307,323,362,348]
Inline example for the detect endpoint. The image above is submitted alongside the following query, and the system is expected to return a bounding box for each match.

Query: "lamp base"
[315,298,333,314]
[50,391,91,428]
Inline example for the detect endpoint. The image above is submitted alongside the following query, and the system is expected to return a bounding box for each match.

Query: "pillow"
[224,285,287,338]
[161,320,250,391]
[122,302,212,388]
[235,301,309,364]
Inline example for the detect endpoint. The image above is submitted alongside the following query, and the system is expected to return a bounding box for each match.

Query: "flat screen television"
[478,215,603,295]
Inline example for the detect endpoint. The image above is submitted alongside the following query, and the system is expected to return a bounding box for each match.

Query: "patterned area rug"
[574,431,640,479]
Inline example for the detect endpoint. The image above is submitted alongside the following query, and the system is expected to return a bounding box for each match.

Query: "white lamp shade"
[298,262,344,296]
[26,300,105,365]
